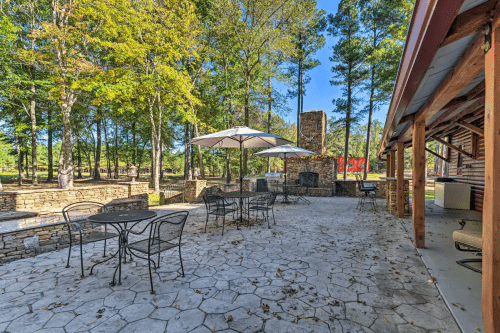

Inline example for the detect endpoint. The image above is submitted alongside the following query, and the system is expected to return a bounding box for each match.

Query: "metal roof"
[379,0,490,154]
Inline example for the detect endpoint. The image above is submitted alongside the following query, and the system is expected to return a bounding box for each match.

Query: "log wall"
[448,118,485,212]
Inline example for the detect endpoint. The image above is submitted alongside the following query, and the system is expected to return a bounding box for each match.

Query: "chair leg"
[456,258,482,273]
[179,244,185,277]
[148,254,155,294]
[222,214,225,236]
[267,209,270,229]
[272,208,276,226]
[78,229,84,278]
[103,227,107,257]
[66,226,72,268]
[205,214,209,233]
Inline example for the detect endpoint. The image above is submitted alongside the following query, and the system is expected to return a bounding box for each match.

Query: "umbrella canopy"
[255,145,315,202]
[191,126,292,149]
[254,144,316,158]
[191,126,292,195]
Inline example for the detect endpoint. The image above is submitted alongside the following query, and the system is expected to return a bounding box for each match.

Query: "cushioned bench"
[453,219,482,273]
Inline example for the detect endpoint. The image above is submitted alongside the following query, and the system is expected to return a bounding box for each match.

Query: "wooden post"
[482,20,500,332]
[386,153,391,177]
[389,150,396,177]
[412,120,426,248]
[397,140,405,218]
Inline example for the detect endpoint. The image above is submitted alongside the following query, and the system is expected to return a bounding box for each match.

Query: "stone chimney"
[299,110,327,155]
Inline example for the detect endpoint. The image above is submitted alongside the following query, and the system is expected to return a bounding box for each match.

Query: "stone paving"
[0,197,461,333]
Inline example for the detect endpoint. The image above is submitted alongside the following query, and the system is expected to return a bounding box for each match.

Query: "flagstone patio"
[0,197,461,333]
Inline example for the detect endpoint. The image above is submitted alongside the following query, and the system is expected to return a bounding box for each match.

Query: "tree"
[288,8,326,146]
[328,0,368,179]
[210,0,316,175]
[359,0,412,179]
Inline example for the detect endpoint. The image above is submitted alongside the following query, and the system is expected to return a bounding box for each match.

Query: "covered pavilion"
[378,0,500,330]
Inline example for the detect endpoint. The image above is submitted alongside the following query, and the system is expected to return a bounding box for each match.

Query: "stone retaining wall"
[0,182,149,213]
[0,199,147,263]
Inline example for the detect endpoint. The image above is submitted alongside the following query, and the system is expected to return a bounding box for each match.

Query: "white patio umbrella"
[254,144,316,189]
[191,126,292,194]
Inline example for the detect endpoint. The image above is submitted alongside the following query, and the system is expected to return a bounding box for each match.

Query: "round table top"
[87,210,157,224]
[220,191,263,199]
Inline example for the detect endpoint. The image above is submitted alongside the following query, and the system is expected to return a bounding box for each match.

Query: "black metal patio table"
[219,191,265,228]
[280,184,299,204]
[87,210,157,286]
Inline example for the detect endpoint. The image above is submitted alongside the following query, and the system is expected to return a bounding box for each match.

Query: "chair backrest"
[356,179,364,191]
[267,193,278,206]
[156,211,189,242]
[62,201,108,223]
[203,194,222,211]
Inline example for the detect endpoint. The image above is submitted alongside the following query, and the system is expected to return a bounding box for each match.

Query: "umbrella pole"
[239,141,243,195]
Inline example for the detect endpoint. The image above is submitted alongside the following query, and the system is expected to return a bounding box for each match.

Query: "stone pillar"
[242,178,256,192]
[120,182,149,209]
[386,179,409,217]
[299,110,327,154]
[185,180,207,203]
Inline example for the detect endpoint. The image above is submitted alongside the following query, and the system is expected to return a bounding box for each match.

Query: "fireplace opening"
[299,172,319,188]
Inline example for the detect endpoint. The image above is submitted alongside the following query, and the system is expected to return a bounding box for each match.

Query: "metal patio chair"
[356,179,377,211]
[453,219,482,273]
[248,192,278,228]
[62,201,119,277]
[125,211,189,294]
[203,194,238,235]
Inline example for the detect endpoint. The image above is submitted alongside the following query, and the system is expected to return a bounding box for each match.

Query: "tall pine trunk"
[343,62,352,180]
[193,119,205,179]
[364,63,375,180]
[103,119,112,178]
[77,139,82,178]
[16,136,23,186]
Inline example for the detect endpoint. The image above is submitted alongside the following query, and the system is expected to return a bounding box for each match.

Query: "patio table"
[219,191,265,227]
[87,210,157,286]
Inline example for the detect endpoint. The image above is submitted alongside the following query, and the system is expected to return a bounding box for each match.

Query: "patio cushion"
[453,230,482,249]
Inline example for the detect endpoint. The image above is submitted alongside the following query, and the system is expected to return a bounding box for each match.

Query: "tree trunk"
[159,140,164,180]
[58,104,74,189]
[16,136,23,186]
[47,109,54,182]
[30,82,38,185]
[193,119,205,179]
[364,65,375,180]
[94,109,102,180]
[344,64,352,180]
[103,119,112,178]
[184,123,191,180]
[132,122,137,178]
[25,150,29,178]
[77,139,82,178]
[114,121,119,179]
[226,150,231,183]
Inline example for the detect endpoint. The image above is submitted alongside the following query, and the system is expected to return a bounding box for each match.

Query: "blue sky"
[274,0,390,126]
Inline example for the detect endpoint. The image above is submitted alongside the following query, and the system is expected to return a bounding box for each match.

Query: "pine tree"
[328,0,368,179]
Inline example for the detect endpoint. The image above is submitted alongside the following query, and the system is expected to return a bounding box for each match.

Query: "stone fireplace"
[287,110,337,189]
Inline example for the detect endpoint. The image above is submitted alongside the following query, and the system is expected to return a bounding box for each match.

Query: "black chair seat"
[128,239,177,255]
[210,207,238,216]
[80,231,119,244]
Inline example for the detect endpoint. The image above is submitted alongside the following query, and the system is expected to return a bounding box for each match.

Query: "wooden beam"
[482,19,500,332]
[426,98,485,139]
[427,81,486,130]
[412,120,426,248]
[425,148,450,163]
[471,133,479,158]
[397,140,405,218]
[432,135,475,159]
[456,120,484,136]
[400,113,415,124]
[399,31,486,142]
[389,150,396,178]
[441,0,497,46]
